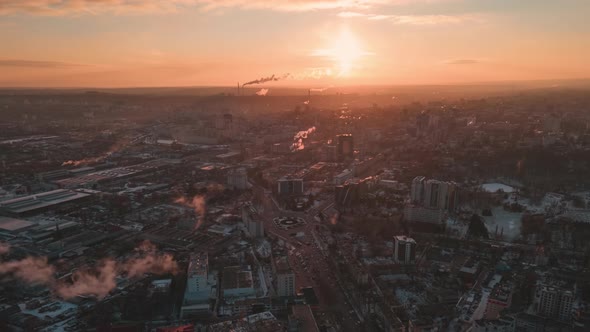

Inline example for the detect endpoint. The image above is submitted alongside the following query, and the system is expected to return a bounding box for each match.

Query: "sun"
[332,29,366,76]
[312,28,371,77]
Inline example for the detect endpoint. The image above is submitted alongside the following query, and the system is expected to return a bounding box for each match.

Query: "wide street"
[253,185,364,331]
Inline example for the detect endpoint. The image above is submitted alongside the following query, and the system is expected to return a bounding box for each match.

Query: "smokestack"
[237,82,240,96]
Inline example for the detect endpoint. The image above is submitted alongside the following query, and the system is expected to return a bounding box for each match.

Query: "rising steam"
[291,126,316,152]
[55,259,118,300]
[256,88,269,96]
[330,212,340,225]
[62,138,130,167]
[0,241,178,300]
[0,256,55,285]
[175,195,207,230]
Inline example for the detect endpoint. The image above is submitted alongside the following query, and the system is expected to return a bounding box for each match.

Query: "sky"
[0,0,589,87]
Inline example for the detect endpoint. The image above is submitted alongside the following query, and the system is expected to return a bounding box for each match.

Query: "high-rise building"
[536,285,574,321]
[227,167,248,190]
[272,255,295,297]
[242,203,264,238]
[277,177,304,195]
[393,236,416,264]
[181,252,214,318]
[336,134,354,160]
[485,281,513,319]
[411,176,426,203]
[410,176,458,212]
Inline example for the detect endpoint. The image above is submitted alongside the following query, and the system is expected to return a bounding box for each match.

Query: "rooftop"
[0,216,37,233]
[394,235,416,244]
[222,266,253,290]
[0,189,91,215]
[187,252,208,276]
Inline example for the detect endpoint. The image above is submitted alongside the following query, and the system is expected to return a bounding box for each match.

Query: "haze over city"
[1,0,589,87]
[2,1,590,332]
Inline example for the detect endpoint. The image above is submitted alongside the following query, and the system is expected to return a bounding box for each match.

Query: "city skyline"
[1,0,589,87]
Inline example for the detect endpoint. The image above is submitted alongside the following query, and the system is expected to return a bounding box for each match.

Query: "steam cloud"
[0,241,178,300]
[56,259,118,300]
[291,126,316,152]
[62,138,130,167]
[242,73,289,86]
[175,195,207,230]
[256,88,269,96]
[0,256,55,285]
[330,212,340,225]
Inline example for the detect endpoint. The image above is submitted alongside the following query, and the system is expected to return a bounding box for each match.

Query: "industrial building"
[181,252,215,319]
[0,216,37,234]
[222,265,255,300]
[0,189,93,217]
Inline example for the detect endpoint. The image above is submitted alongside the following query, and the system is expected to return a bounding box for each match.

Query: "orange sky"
[1,0,589,87]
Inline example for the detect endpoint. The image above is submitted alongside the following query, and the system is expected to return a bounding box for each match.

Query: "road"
[253,185,363,331]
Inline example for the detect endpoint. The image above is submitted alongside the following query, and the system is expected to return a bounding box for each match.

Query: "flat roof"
[394,235,416,244]
[0,189,91,214]
[188,252,208,276]
[0,216,36,233]
[274,256,292,273]
[222,266,253,290]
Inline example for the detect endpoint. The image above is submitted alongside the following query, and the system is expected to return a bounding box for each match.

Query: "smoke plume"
[0,256,56,285]
[256,88,269,96]
[330,212,340,225]
[62,138,130,167]
[0,241,178,300]
[175,195,207,230]
[124,253,178,278]
[290,126,316,152]
[242,73,289,86]
[55,259,118,300]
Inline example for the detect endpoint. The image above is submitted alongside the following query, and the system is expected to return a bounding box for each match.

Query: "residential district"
[0,86,589,332]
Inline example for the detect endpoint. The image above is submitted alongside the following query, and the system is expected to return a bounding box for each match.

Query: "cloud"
[0,0,470,17]
[196,0,390,12]
[0,0,426,16]
[0,59,88,68]
[337,11,484,25]
[444,59,482,65]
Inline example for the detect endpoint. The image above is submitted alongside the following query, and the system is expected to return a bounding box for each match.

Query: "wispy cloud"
[0,59,89,68]
[0,0,399,16]
[0,0,441,16]
[337,11,485,25]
